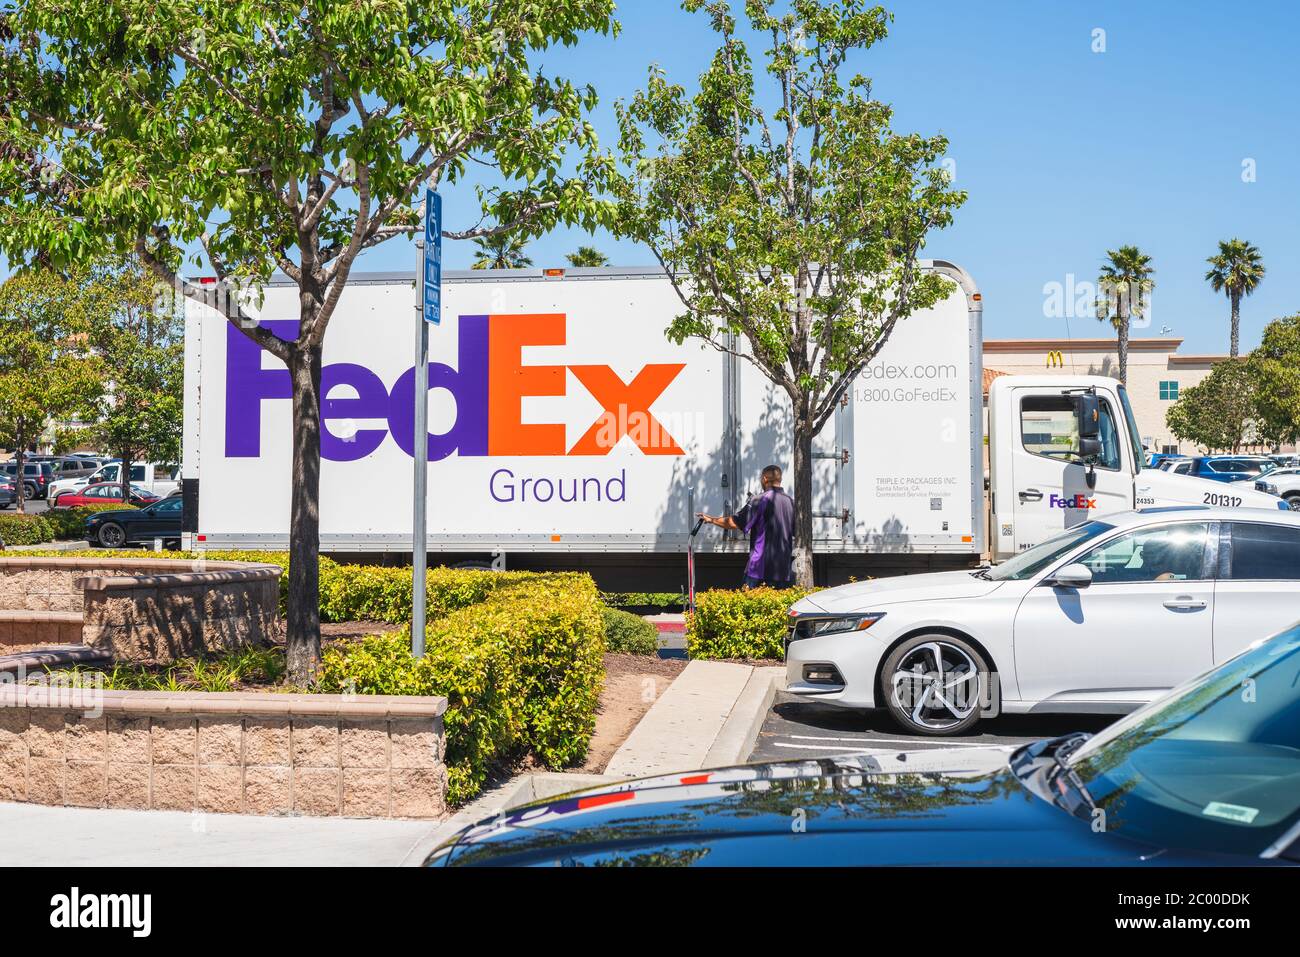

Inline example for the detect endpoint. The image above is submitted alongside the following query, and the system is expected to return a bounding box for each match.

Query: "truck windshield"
[987,520,1114,581]
[1117,385,1144,473]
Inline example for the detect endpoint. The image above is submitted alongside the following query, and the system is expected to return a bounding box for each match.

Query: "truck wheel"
[97,523,127,548]
[1285,493,1300,511]
[880,634,994,737]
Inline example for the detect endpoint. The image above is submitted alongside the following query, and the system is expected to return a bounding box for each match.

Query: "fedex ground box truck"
[181,261,1283,587]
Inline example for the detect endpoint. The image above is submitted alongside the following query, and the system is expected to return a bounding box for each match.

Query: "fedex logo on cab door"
[224,314,686,462]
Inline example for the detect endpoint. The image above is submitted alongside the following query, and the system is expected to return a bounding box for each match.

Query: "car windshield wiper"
[969,567,993,580]
[1046,732,1098,815]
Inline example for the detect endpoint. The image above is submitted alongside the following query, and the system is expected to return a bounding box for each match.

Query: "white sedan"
[786,506,1300,736]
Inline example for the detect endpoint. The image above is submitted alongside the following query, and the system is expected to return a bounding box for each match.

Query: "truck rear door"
[1007,387,1132,553]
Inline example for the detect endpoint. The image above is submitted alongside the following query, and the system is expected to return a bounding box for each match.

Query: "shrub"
[316,572,605,804]
[43,503,138,540]
[686,586,811,661]
[601,606,659,655]
[600,590,683,612]
[0,512,53,546]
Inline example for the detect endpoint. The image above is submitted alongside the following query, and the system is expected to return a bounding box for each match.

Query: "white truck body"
[181,263,1284,579]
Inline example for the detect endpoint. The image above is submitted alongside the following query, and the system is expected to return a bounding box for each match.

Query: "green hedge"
[316,572,605,804]
[0,504,137,545]
[600,590,683,612]
[686,586,811,661]
[601,606,659,655]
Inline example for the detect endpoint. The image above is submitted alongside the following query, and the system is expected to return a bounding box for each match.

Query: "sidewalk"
[0,802,439,866]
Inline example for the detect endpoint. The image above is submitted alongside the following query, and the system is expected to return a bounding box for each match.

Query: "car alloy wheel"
[23,482,37,499]
[882,635,992,736]
[97,523,127,548]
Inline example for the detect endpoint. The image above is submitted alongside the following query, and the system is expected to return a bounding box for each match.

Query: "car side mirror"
[1047,563,1093,588]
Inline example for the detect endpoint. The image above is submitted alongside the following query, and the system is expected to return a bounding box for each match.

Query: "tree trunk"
[13,440,25,513]
[1116,311,1130,385]
[119,450,131,507]
[1230,293,1241,358]
[285,342,323,683]
[791,417,815,588]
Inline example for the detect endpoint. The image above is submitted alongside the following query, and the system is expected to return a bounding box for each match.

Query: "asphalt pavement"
[748,690,1118,762]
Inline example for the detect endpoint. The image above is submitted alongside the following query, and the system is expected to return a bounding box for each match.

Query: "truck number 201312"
[1204,491,1243,507]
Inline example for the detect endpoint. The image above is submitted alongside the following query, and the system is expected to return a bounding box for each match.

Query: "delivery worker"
[698,465,795,589]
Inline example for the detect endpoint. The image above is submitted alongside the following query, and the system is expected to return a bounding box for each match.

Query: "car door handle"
[1018,488,1043,503]
[1163,597,1207,610]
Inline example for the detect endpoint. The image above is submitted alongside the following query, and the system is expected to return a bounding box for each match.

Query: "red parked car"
[51,482,159,509]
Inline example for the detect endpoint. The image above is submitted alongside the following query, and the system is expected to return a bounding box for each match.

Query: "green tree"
[1205,238,1265,358]
[470,232,534,270]
[612,0,964,586]
[1166,361,1260,453]
[1247,313,1300,446]
[566,244,608,267]
[1,1,617,679]
[84,262,185,505]
[0,269,105,510]
[1096,245,1155,386]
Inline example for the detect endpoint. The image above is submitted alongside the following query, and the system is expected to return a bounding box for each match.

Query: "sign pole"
[412,189,442,657]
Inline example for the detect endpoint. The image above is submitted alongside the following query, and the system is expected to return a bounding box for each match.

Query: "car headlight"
[790,612,886,642]
[1261,482,1278,495]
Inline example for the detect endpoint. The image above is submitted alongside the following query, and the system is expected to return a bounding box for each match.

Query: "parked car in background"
[1161,455,1278,483]
[785,506,1300,736]
[0,462,55,499]
[85,496,183,548]
[429,622,1300,867]
[51,482,159,509]
[1257,467,1300,509]
[0,481,13,510]
[46,461,181,501]
[49,456,104,483]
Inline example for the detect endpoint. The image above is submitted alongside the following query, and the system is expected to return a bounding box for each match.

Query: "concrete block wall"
[0,686,449,819]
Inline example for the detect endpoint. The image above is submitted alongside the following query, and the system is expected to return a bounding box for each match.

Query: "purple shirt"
[734,488,795,583]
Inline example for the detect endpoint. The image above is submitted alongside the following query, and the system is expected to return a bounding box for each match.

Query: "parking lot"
[749,690,1118,762]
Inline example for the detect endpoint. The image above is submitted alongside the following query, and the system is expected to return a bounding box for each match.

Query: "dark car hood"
[430,752,1234,867]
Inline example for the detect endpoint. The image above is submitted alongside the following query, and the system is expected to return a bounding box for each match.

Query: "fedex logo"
[225,315,686,462]
[1048,493,1097,509]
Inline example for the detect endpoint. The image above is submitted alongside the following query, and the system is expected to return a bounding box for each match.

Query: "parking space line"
[769,742,898,753]
[782,734,991,747]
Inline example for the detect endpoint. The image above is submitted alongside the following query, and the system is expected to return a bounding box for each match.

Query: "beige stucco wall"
[983,339,1286,455]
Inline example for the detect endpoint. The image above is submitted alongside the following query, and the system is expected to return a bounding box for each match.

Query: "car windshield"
[1066,624,1300,859]
[986,521,1114,581]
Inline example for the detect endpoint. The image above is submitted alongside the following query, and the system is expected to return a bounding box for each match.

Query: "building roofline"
[983,337,1184,353]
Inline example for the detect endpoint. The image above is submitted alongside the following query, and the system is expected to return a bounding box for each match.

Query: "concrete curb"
[702,665,785,768]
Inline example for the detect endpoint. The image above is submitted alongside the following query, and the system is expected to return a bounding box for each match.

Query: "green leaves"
[613,1,963,434]
[1165,360,1263,454]
[0,267,107,469]
[1247,314,1300,447]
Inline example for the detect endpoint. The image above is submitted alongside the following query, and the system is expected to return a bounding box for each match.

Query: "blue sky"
[7,2,1296,354]
[380,0,1299,354]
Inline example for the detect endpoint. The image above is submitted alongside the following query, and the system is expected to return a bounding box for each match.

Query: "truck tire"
[880,633,995,737]
[97,523,127,548]
[1285,493,1300,511]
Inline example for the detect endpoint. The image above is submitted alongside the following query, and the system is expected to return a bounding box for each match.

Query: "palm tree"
[470,233,532,270]
[566,245,608,268]
[1205,238,1265,357]
[1096,245,1155,385]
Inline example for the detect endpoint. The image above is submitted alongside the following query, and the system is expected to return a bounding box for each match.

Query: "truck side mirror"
[1078,437,1102,459]
[1074,394,1101,439]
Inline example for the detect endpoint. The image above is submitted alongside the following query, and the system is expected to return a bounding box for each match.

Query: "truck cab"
[988,375,1284,559]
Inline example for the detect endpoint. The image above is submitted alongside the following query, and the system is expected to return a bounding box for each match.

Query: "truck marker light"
[543,268,565,277]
